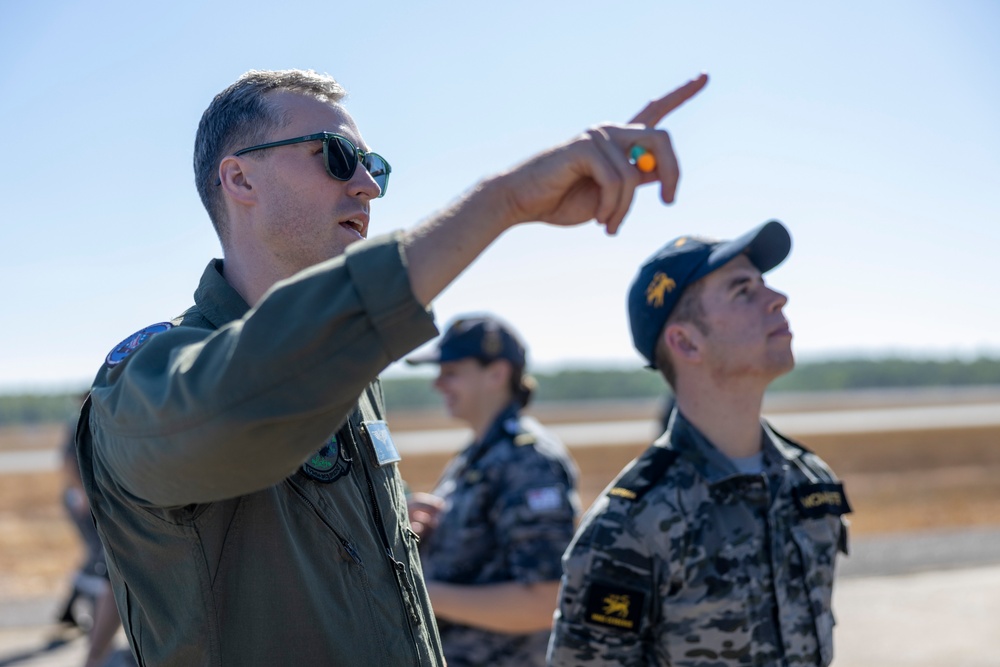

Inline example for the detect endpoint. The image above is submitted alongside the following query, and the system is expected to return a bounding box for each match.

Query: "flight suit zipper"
[287,479,363,567]
[344,419,425,663]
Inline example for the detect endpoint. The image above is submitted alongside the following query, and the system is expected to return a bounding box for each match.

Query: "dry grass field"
[3,402,999,605]
[397,421,1000,535]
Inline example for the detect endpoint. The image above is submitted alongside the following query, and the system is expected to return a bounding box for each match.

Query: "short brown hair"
[193,69,346,244]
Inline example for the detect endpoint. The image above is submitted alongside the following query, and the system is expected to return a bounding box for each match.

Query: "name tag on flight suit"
[360,420,401,467]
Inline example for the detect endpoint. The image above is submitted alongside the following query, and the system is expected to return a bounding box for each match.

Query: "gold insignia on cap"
[645,272,677,307]
[481,329,503,357]
[674,238,687,247]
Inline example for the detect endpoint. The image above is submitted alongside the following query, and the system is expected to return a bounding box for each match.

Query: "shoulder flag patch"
[525,486,563,512]
[105,322,173,367]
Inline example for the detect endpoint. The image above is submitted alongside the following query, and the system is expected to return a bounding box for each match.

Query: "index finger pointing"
[628,73,709,127]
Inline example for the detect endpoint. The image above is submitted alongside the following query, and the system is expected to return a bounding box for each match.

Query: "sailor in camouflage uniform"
[407,315,580,667]
[548,221,850,667]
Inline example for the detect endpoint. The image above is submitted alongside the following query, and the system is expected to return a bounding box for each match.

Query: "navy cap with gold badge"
[405,314,527,368]
[627,220,792,369]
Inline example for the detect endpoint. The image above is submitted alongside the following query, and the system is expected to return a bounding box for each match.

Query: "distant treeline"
[385,356,1000,410]
[0,393,84,427]
[2,356,999,425]
[769,357,1000,392]
[383,368,666,411]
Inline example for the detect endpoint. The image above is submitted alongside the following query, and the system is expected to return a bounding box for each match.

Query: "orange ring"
[636,152,656,173]
[629,145,657,173]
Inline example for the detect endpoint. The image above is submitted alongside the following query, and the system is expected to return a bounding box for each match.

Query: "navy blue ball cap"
[627,219,791,368]
[405,314,527,368]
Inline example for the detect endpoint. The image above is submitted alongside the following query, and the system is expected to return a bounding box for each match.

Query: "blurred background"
[1,1,998,665]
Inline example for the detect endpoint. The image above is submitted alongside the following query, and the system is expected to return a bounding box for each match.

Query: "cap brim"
[404,349,442,365]
[703,219,791,278]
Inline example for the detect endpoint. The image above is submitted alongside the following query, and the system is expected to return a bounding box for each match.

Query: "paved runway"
[833,564,1000,667]
[3,527,999,667]
[5,399,1000,471]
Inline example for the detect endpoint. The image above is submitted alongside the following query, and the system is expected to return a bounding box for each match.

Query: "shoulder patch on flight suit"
[607,445,679,502]
[105,322,173,366]
[302,434,351,483]
[793,482,852,519]
[583,581,646,633]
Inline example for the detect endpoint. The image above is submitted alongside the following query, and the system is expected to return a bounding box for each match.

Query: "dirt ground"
[3,407,1000,602]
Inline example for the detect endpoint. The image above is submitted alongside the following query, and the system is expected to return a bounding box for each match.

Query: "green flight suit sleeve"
[88,233,437,507]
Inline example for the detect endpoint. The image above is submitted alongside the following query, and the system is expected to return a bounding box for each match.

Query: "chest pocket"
[668,512,758,633]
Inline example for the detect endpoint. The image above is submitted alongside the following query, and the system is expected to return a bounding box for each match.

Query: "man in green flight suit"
[75,68,707,666]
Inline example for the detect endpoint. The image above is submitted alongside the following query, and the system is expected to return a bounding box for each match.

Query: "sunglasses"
[218,132,391,197]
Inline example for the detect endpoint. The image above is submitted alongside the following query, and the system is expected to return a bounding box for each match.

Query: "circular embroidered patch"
[105,322,174,367]
[302,435,351,483]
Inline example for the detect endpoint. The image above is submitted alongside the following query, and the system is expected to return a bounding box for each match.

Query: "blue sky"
[1,1,998,391]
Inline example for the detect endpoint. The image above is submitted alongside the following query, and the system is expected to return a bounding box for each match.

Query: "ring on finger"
[629,145,657,173]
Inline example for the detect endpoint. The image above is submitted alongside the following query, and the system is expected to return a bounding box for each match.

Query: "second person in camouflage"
[548,221,851,666]
[407,315,580,667]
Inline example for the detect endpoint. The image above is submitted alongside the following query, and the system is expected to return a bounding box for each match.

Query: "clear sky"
[1,1,998,391]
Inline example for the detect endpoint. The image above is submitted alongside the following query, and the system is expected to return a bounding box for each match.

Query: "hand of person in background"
[408,491,445,546]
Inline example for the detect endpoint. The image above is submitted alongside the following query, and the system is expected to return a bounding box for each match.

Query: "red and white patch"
[525,486,562,512]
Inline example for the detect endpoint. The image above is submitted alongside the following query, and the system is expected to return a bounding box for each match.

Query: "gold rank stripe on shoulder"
[605,447,679,502]
[513,433,536,447]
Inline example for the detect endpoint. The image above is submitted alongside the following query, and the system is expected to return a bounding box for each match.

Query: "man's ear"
[218,156,257,206]
[664,322,701,363]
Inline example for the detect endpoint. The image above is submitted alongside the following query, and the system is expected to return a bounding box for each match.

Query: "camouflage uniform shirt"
[548,409,850,667]
[423,402,580,667]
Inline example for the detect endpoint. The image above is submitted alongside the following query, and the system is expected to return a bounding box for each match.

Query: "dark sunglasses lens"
[326,136,357,180]
[325,135,390,197]
[363,154,390,196]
